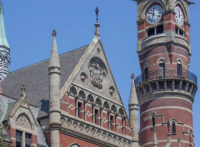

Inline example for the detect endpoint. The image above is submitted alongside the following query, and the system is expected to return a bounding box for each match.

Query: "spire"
[153,128,158,147]
[129,74,139,106]
[94,7,100,37]
[48,30,60,69]
[0,2,9,48]
[128,74,139,146]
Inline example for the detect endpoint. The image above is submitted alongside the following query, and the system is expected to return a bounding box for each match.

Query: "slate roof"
[1,45,88,117]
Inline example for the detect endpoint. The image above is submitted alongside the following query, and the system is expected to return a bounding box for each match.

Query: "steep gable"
[1,46,88,117]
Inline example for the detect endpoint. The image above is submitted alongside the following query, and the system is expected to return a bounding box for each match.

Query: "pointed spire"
[95,7,100,37]
[153,128,158,147]
[0,2,9,48]
[129,74,139,106]
[49,30,60,69]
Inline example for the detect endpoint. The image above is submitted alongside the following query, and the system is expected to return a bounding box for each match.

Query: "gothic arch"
[118,108,124,116]
[157,57,166,64]
[87,94,94,103]
[96,98,102,107]
[69,86,77,96]
[103,101,110,110]
[111,105,117,113]
[78,90,85,99]
[16,113,32,130]
[68,143,80,147]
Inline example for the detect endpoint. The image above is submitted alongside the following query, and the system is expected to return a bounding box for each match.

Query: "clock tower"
[134,0,197,146]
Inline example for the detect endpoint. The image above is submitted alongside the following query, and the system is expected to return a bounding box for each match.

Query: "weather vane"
[95,7,99,23]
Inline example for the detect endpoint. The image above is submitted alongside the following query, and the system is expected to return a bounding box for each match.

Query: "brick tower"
[134,0,197,146]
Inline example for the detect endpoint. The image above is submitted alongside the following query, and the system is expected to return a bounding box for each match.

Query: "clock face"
[146,5,163,24]
[175,6,184,26]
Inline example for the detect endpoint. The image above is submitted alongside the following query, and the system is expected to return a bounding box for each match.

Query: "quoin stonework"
[0,0,197,147]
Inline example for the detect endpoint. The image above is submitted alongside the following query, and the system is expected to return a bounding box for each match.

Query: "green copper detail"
[0,2,9,48]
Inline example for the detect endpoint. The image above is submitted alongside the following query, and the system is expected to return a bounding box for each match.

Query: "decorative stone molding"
[16,114,32,130]
[59,115,132,147]
[88,57,107,89]
[68,84,125,117]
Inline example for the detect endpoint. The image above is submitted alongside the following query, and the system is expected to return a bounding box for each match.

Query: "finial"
[94,7,100,37]
[131,74,135,80]
[52,29,57,37]
[95,7,99,23]
[21,84,26,98]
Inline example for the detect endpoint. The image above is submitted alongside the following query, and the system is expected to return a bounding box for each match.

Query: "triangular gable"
[60,36,128,115]
[8,94,38,131]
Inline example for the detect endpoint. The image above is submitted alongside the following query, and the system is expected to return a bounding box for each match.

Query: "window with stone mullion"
[16,131,22,147]
[25,133,31,147]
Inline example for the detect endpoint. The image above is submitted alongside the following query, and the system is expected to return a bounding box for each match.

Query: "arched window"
[93,107,98,125]
[177,60,182,77]
[152,116,155,127]
[69,143,80,147]
[172,121,176,134]
[109,114,114,131]
[122,118,126,135]
[143,62,149,81]
[158,59,165,78]
[76,101,82,118]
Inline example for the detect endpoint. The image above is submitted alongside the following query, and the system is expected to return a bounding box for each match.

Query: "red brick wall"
[140,98,193,146]
[60,94,133,137]
[60,133,100,147]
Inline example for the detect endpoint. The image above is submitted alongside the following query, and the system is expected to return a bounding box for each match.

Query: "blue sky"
[3,0,200,145]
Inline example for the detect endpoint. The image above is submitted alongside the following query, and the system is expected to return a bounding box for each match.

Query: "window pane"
[177,64,182,77]
[25,133,31,147]
[144,68,149,81]
[147,28,155,37]
[16,131,22,147]
[156,25,164,34]
[159,63,165,78]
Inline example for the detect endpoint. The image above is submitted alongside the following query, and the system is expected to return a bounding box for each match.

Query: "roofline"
[8,44,89,74]
[0,93,38,108]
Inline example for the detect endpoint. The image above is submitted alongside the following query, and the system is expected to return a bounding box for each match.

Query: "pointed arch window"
[172,121,176,134]
[143,62,149,81]
[158,59,165,78]
[152,116,156,127]
[122,118,126,135]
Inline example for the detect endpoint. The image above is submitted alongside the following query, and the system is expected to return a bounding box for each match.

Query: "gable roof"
[1,45,88,117]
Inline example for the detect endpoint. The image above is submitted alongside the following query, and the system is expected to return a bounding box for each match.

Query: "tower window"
[144,67,149,81]
[156,25,164,34]
[147,25,164,37]
[147,28,155,37]
[152,116,155,127]
[172,121,176,134]
[175,26,184,36]
[177,63,182,77]
[159,63,165,78]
